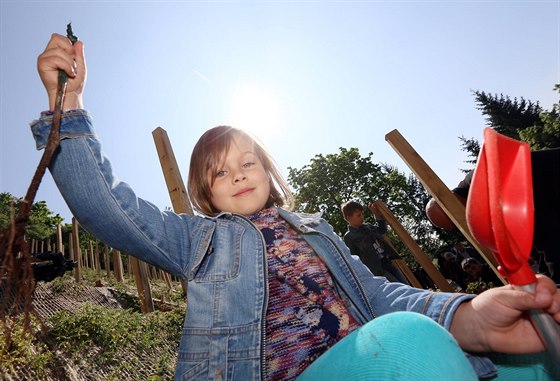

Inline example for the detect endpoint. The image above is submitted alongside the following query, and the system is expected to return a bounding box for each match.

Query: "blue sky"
[1,1,558,223]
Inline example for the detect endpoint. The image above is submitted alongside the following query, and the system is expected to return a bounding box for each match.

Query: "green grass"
[1,267,186,380]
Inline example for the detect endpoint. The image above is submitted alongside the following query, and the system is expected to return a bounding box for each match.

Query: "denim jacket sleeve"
[30,109,208,278]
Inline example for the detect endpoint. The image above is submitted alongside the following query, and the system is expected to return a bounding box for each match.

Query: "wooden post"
[94,242,101,273]
[153,127,192,294]
[124,255,130,277]
[104,246,111,277]
[380,237,423,288]
[89,241,95,271]
[84,248,89,269]
[393,259,423,288]
[113,249,125,283]
[130,256,155,313]
[90,244,95,271]
[129,257,144,309]
[372,200,454,292]
[56,223,64,256]
[68,234,74,261]
[385,129,506,284]
[150,266,157,280]
[152,127,193,215]
[71,217,82,283]
[162,270,173,290]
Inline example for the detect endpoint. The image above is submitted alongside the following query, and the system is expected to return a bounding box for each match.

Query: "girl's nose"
[233,171,247,183]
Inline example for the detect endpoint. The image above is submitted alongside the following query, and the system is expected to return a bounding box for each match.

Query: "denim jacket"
[30,110,497,380]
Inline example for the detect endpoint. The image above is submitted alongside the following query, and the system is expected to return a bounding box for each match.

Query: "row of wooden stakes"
[35,217,183,313]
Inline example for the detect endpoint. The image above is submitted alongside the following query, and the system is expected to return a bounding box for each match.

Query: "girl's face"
[209,133,271,215]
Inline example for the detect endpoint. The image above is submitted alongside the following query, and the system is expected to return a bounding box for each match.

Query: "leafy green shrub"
[48,272,75,293]
[465,280,495,294]
[47,303,183,367]
[0,315,51,376]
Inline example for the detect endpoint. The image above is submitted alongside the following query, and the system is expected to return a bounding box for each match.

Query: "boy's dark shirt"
[343,220,399,276]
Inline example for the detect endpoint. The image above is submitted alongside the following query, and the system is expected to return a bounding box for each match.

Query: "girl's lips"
[234,188,254,197]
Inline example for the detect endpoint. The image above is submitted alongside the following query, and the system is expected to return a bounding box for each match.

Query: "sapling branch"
[0,23,78,329]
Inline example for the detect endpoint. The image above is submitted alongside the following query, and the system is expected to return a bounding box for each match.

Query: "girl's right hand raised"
[37,33,87,112]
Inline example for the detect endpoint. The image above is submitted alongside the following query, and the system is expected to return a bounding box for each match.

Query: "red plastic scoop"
[466,127,560,361]
[466,127,535,285]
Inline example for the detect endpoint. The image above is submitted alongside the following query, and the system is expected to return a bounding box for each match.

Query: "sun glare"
[228,84,282,140]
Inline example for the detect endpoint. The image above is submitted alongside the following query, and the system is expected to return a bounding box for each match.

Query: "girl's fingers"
[45,33,75,53]
[38,53,75,77]
[37,32,86,110]
[72,40,86,79]
[38,34,78,77]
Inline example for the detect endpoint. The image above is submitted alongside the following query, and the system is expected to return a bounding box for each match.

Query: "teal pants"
[297,312,559,381]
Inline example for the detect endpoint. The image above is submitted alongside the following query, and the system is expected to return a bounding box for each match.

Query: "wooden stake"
[385,129,505,284]
[71,217,82,283]
[373,200,454,292]
[104,246,111,277]
[56,224,64,256]
[152,127,193,214]
[153,127,191,294]
[379,237,423,288]
[94,242,101,273]
[392,259,423,288]
[84,248,89,269]
[68,234,74,262]
[130,256,155,313]
[113,249,124,283]
[162,270,173,290]
[89,241,95,271]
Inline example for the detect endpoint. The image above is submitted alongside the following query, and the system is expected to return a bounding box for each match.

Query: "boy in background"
[341,201,409,284]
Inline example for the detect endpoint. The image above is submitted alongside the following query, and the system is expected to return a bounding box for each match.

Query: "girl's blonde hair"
[188,126,294,215]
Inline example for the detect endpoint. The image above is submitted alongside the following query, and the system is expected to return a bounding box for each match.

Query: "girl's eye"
[215,170,227,178]
[243,162,255,168]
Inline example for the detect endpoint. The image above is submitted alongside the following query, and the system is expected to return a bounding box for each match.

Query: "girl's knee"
[298,312,477,381]
[358,311,444,339]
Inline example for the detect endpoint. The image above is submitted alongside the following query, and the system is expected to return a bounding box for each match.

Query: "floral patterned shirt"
[249,208,361,381]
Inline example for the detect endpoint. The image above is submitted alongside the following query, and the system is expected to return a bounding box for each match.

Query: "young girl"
[33,33,559,381]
